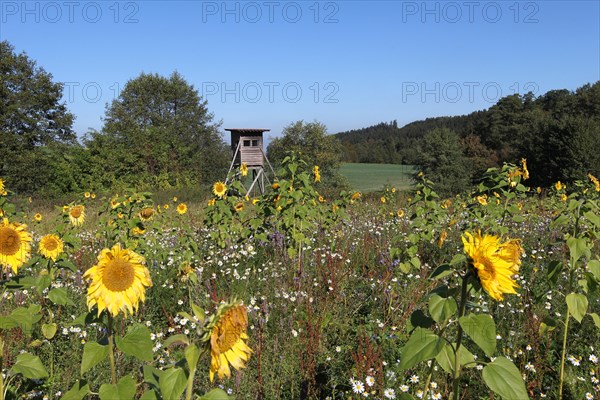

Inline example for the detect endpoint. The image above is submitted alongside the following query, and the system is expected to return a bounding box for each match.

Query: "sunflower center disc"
[70,207,82,218]
[43,238,58,251]
[0,227,20,255]
[217,319,241,352]
[103,257,135,291]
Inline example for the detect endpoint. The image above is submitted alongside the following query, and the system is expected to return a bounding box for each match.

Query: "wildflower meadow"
[0,157,599,400]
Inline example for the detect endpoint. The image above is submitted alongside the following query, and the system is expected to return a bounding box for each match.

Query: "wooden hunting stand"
[225,128,277,196]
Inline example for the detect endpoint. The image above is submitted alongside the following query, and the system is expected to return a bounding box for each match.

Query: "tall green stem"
[453,271,472,400]
[185,364,196,400]
[558,310,570,400]
[107,314,117,385]
[559,204,582,399]
[0,337,4,400]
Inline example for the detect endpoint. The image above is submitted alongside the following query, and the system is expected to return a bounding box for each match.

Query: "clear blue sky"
[2,0,599,143]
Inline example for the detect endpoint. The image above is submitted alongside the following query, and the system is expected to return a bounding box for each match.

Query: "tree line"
[1,41,230,196]
[0,41,346,197]
[3,39,599,197]
[336,83,600,195]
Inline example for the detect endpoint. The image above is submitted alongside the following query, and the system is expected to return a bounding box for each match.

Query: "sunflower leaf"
[590,313,600,329]
[566,293,588,323]
[10,353,48,379]
[409,309,434,329]
[62,380,90,400]
[139,389,159,400]
[184,344,201,369]
[482,356,529,400]
[539,316,558,335]
[435,343,476,374]
[398,327,444,370]
[163,334,190,348]
[81,341,108,374]
[99,375,136,400]
[588,260,600,281]
[429,294,457,323]
[115,323,154,362]
[41,323,57,339]
[48,287,74,306]
[459,314,496,357]
[198,388,232,400]
[158,367,187,400]
[566,236,591,265]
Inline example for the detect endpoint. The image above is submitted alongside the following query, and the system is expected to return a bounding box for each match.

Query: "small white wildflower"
[351,379,365,394]
[383,388,396,399]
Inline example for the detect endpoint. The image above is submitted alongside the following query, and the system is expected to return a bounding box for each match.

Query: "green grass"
[339,163,416,192]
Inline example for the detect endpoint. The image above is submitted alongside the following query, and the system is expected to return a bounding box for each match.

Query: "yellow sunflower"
[437,230,448,248]
[139,207,155,221]
[213,181,227,198]
[83,244,152,317]
[520,158,529,180]
[207,198,216,206]
[202,300,252,381]
[69,205,85,226]
[561,193,568,202]
[38,234,64,261]
[555,181,564,191]
[271,182,280,190]
[462,231,523,301]
[234,202,244,212]
[351,192,361,201]
[588,174,600,192]
[176,203,188,215]
[0,218,32,273]
[313,165,321,183]
[84,191,91,199]
[476,195,488,206]
[33,213,42,222]
[131,226,146,236]
[240,163,248,177]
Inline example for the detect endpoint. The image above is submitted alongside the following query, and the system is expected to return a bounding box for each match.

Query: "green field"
[339,163,416,192]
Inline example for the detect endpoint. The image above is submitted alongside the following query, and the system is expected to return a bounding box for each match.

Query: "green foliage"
[482,357,529,400]
[85,72,229,190]
[0,41,76,195]
[337,82,600,191]
[267,120,346,188]
[416,128,471,196]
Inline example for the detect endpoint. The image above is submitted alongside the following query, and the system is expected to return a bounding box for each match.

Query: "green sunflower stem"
[558,311,570,400]
[184,364,196,400]
[453,271,472,400]
[107,313,117,385]
[185,348,207,400]
[559,267,576,400]
[0,337,4,400]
